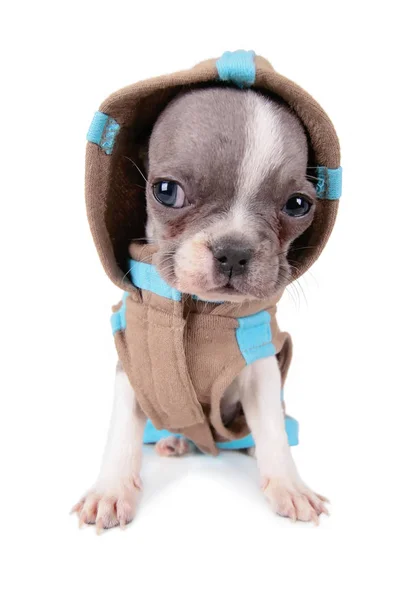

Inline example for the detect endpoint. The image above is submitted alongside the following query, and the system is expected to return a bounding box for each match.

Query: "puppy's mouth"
[216,281,248,296]
[195,279,254,301]
[219,282,235,291]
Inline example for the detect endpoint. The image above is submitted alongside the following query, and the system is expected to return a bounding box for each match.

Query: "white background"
[2,1,399,598]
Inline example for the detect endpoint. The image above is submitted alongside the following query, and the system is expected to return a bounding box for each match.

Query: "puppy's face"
[141,88,316,302]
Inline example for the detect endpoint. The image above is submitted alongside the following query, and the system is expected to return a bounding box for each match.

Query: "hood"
[85,50,342,292]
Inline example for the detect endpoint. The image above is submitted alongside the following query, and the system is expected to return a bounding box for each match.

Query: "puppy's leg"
[239,356,328,523]
[72,366,146,531]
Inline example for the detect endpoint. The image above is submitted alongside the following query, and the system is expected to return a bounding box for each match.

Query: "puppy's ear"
[138,138,149,175]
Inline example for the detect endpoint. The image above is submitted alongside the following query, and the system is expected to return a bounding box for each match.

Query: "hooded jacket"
[85,50,342,455]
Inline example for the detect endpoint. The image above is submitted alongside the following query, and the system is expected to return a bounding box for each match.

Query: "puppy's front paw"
[262,477,328,524]
[72,476,142,532]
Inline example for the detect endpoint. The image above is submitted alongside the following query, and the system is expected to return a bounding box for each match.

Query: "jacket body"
[112,244,294,455]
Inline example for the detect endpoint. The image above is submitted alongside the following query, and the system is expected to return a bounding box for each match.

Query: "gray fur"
[143,87,316,301]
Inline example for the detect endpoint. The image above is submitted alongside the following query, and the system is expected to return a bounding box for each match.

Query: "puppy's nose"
[213,245,253,276]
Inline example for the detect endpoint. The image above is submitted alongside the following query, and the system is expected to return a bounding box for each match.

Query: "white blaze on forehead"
[235,93,284,205]
[217,93,285,237]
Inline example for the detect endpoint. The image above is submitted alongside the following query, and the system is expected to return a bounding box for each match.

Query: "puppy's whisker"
[285,285,298,308]
[157,254,178,269]
[275,246,318,263]
[276,269,308,309]
[275,275,299,309]
[124,156,149,185]
[286,245,318,257]
[122,265,135,285]
[130,237,151,243]
[294,279,308,307]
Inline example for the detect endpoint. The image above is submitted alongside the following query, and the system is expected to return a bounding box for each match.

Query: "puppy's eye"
[282,195,312,217]
[153,181,185,208]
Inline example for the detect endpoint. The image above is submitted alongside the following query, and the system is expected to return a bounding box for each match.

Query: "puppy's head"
[136,87,316,302]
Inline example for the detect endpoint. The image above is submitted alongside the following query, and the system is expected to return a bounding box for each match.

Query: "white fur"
[238,356,296,478]
[238,356,327,522]
[97,370,145,485]
[73,370,146,530]
[212,94,285,239]
[237,94,284,202]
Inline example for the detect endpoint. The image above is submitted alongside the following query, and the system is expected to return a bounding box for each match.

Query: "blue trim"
[128,259,182,301]
[111,292,129,334]
[143,422,184,444]
[236,311,276,365]
[87,111,108,145]
[110,260,226,334]
[143,415,299,448]
[216,50,256,88]
[315,166,342,199]
[87,111,120,155]
[284,415,299,446]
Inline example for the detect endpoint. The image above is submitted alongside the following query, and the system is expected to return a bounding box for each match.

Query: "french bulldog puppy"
[73,88,328,531]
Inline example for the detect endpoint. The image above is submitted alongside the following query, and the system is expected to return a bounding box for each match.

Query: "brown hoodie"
[85,51,342,455]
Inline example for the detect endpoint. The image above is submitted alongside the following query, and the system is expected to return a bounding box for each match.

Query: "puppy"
[73,87,328,530]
